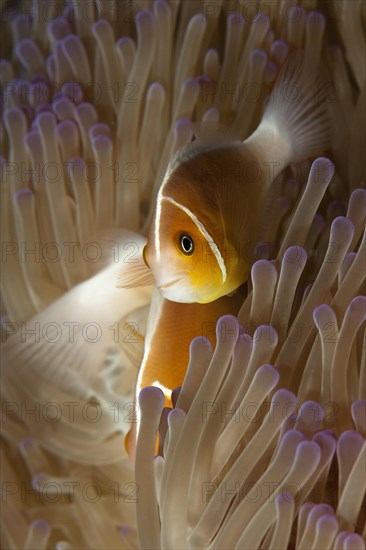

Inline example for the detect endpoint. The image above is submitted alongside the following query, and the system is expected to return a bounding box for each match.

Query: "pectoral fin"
[117,258,155,289]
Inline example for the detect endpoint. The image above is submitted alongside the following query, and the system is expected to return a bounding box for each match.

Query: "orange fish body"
[137,289,245,406]
[125,288,244,459]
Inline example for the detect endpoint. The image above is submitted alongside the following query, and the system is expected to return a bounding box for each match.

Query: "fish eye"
[178,233,194,255]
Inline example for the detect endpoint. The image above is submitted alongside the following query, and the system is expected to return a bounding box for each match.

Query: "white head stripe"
[162,196,227,283]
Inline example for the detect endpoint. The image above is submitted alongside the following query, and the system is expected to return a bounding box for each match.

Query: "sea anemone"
[1,0,365,548]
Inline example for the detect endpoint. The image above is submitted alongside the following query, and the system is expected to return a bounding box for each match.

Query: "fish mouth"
[158,278,181,289]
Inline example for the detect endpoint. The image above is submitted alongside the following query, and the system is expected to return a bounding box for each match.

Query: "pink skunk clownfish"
[119,50,331,305]
[122,50,332,459]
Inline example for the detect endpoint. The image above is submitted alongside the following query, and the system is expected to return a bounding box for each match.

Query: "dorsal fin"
[168,121,241,173]
[192,121,241,144]
[244,49,332,184]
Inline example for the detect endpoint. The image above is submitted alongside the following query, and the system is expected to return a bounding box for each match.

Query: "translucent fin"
[168,121,241,174]
[246,50,332,178]
[191,121,241,144]
[96,230,154,289]
[116,260,155,289]
[266,49,332,160]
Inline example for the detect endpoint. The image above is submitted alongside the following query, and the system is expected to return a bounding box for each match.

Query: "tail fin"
[245,50,333,178]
